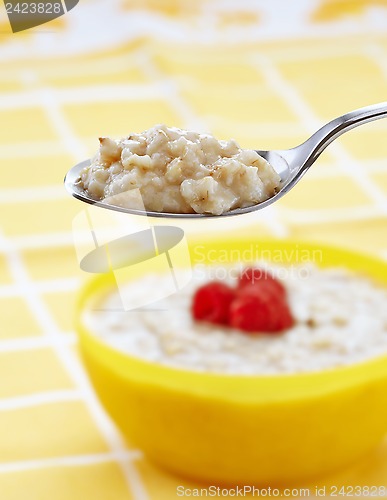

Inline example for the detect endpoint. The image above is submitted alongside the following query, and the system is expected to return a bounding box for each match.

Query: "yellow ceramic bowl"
[76,239,387,486]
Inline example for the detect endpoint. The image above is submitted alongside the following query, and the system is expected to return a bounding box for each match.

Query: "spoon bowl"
[64,102,387,218]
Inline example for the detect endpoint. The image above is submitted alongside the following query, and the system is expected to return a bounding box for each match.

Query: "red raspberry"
[192,282,235,325]
[230,285,294,333]
[275,303,294,331]
[238,267,286,298]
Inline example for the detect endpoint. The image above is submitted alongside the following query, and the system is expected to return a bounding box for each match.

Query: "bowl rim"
[75,238,387,403]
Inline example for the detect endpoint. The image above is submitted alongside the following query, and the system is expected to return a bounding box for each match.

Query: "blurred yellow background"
[0,0,387,498]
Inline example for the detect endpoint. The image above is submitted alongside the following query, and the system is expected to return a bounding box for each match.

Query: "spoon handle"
[295,102,387,170]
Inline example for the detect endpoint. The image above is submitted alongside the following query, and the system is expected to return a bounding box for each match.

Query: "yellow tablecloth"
[0,1,387,498]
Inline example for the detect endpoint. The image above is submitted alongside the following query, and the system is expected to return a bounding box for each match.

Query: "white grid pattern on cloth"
[0,450,142,474]
[0,33,387,498]
[0,229,149,499]
[0,69,155,499]
[252,53,387,215]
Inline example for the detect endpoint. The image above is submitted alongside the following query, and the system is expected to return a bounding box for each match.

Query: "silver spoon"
[64,102,387,218]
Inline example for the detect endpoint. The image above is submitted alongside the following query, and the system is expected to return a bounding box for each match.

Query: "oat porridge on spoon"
[65,102,387,217]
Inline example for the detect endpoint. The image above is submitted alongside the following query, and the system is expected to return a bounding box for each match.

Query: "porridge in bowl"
[76,124,280,215]
[84,263,387,375]
[78,243,387,486]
